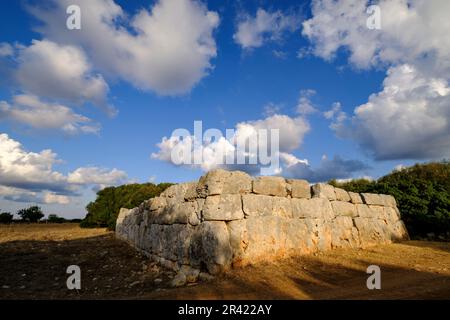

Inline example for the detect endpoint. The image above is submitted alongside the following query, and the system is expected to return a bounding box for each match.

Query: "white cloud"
[303,0,450,160]
[29,0,220,95]
[0,133,128,203]
[296,89,318,115]
[15,39,111,111]
[338,65,450,160]
[302,0,450,75]
[152,113,310,173]
[43,192,70,205]
[234,8,300,49]
[67,167,128,186]
[0,94,100,135]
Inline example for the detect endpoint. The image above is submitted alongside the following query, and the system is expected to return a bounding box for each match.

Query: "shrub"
[47,214,66,223]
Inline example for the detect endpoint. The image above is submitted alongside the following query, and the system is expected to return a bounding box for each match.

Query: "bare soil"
[0,223,449,300]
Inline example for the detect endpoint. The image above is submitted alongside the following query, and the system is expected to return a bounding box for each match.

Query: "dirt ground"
[0,223,449,300]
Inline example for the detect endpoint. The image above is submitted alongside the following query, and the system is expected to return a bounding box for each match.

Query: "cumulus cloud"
[67,167,128,186]
[302,0,450,74]
[234,8,300,49]
[303,0,450,160]
[0,133,128,203]
[43,192,70,205]
[29,0,220,95]
[152,113,310,174]
[338,65,450,160]
[15,40,111,111]
[0,43,14,57]
[0,94,100,135]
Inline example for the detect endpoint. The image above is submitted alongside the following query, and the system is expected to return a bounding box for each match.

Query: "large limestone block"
[304,219,332,251]
[197,169,252,197]
[202,195,244,221]
[189,221,233,274]
[184,182,199,201]
[272,197,293,218]
[161,183,195,206]
[242,194,293,218]
[227,220,249,266]
[252,176,288,197]
[383,206,401,223]
[348,192,363,204]
[331,201,357,217]
[331,216,360,248]
[353,217,391,247]
[287,179,311,199]
[284,219,312,254]
[154,201,199,225]
[356,204,373,218]
[244,216,286,261]
[149,196,167,212]
[361,193,385,206]
[334,188,351,202]
[388,220,409,241]
[116,208,131,226]
[242,194,273,217]
[291,198,335,220]
[381,194,397,207]
[368,205,385,219]
[311,183,336,200]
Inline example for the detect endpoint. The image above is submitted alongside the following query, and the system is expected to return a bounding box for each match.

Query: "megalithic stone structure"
[116,169,409,275]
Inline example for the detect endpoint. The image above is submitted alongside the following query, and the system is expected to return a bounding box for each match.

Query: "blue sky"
[1,0,449,218]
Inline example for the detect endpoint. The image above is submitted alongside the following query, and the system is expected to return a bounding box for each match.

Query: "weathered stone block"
[253,176,287,197]
[331,201,357,217]
[203,194,244,221]
[334,187,351,202]
[311,183,336,200]
[197,169,252,197]
[348,192,363,204]
[331,216,360,248]
[287,179,311,198]
[361,193,385,206]
[291,197,334,220]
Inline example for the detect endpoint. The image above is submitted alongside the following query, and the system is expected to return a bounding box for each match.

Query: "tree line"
[0,206,78,224]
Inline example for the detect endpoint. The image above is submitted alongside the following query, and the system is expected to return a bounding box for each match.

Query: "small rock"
[170,273,187,288]
[154,278,163,284]
[2,285,10,289]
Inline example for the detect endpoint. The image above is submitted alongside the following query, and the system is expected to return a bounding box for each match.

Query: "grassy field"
[0,223,449,299]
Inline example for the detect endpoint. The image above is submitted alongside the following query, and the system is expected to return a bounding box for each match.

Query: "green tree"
[0,212,13,224]
[17,206,44,222]
[80,182,173,230]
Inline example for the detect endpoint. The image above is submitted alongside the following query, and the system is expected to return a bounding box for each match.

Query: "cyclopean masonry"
[116,169,409,277]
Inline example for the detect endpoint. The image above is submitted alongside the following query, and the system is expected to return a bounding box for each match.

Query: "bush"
[0,212,13,224]
[330,161,450,239]
[80,182,173,230]
[17,206,44,223]
[47,214,66,223]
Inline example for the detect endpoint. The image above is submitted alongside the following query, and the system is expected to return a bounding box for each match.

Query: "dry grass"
[0,223,109,243]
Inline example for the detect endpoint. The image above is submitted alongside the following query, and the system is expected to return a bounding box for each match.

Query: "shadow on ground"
[1,235,449,300]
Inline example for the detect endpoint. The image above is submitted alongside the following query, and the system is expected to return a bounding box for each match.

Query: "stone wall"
[116,169,409,275]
